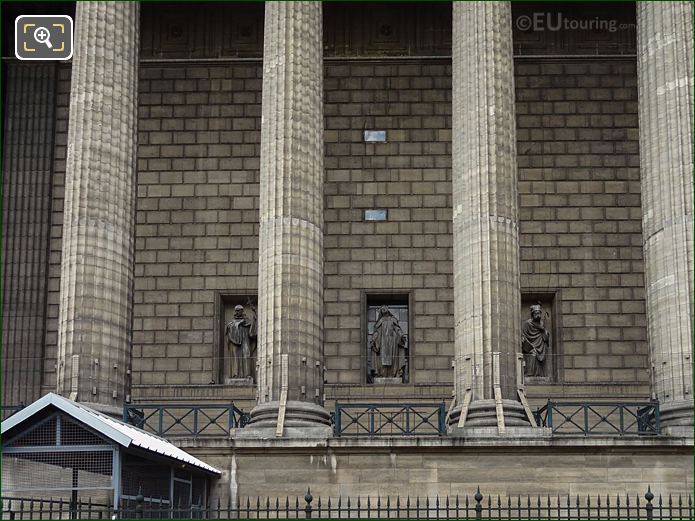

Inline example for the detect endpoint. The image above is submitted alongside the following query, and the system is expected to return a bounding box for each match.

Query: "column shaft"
[249,1,330,431]
[56,2,139,414]
[637,1,694,430]
[2,63,56,406]
[450,2,527,428]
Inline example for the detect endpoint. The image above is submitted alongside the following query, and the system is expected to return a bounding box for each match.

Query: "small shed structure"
[1,393,220,514]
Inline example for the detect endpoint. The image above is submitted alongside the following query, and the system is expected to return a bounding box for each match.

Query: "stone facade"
[13,2,665,407]
[187,441,693,502]
[517,59,647,386]
[1,0,693,503]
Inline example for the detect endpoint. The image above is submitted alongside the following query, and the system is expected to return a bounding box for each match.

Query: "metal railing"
[123,403,249,437]
[534,400,660,436]
[334,402,447,436]
[1,405,24,421]
[2,486,692,519]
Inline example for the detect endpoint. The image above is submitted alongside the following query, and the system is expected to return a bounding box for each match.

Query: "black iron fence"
[2,487,692,519]
[534,401,660,436]
[1,401,664,438]
[122,403,248,437]
[334,402,447,436]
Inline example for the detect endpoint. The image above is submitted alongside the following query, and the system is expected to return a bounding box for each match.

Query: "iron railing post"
[305,489,313,519]
[122,405,129,423]
[583,404,589,435]
[193,407,199,436]
[334,403,342,436]
[158,407,164,436]
[619,404,624,434]
[135,489,144,519]
[547,401,553,432]
[475,487,483,519]
[645,486,654,520]
[654,401,660,434]
[438,402,446,434]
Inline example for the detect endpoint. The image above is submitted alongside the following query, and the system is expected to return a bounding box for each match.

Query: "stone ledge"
[131,383,256,403]
[131,383,650,404]
[171,434,693,450]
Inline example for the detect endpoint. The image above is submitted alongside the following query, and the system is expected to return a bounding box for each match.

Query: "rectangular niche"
[213,292,258,385]
[363,292,411,384]
[520,291,561,384]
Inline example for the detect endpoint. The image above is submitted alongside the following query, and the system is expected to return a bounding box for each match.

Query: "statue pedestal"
[525,376,551,385]
[225,377,254,386]
[373,377,403,385]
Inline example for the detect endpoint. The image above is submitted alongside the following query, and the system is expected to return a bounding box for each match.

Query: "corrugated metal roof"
[1,393,220,475]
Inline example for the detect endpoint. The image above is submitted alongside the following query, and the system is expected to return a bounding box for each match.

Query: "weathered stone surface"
[55,1,139,413]
[32,4,653,407]
[449,1,524,427]
[2,63,56,406]
[248,1,330,430]
[516,58,647,388]
[636,2,694,431]
[179,441,693,503]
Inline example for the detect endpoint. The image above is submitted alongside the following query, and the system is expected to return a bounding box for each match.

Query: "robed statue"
[521,303,549,377]
[370,305,408,380]
[225,303,257,381]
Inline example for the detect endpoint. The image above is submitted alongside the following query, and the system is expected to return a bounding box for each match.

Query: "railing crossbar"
[537,401,660,436]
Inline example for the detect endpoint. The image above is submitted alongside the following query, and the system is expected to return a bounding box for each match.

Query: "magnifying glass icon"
[33,26,53,49]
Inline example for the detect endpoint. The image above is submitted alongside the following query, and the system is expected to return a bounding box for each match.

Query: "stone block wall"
[35,56,649,400]
[323,61,454,388]
[189,443,693,502]
[26,7,648,402]
[516,59,648,387]
[132,64,262,386]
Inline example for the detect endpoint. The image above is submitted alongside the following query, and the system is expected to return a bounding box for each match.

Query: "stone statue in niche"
[225,303,257,382]
[521,303,549,378]
[370,305,408,382]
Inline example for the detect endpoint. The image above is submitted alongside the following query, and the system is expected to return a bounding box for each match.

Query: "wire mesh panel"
[6,416,57,447]
[2,451,114,494]
[3,412,115,509]
[61,416,108,445]
[121,460,171,504]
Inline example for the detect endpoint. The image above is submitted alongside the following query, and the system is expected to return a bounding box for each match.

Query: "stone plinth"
[373,377,404,385]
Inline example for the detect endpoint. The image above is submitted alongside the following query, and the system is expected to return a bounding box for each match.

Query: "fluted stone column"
[637,2,694,434]
[56,2,139,416]
[448,2,529,431]
[246,1,331,435]
[2,63,56,407]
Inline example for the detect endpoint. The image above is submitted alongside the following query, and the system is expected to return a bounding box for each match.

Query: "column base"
[76,400,124,420]
[659,399,694,437]
[236,400,333,438]
[448,398,548,437]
